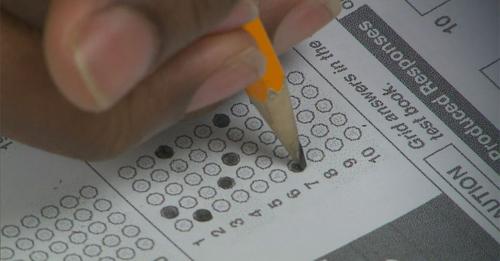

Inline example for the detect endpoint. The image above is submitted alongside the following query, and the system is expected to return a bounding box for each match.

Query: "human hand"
[0,0,341,159]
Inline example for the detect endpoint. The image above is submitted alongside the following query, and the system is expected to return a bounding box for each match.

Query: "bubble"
[241,142,259,156]
[155,145,174,159]
[226,127,245,142]
[178,196,198,209]
[290,96,301,110]
[231,190,250,203]
[88,221,107,235]
[250,180,269,193]
[1,225,20,238]
[107,212,126,225]
[73,208,92,222]
[217,177,235,190]
[325,137,344,152]
[212,114,231,128]
[79,185,98,199]
[330,113,347,127]
[296,110,315,124]
[255,156,272,169]
[49,241,68,254]
[83,244,102,257]
[165,183,183,195]
[301,85,319,99]
[306,148,325,162]
[29,250,48,261]
[150,169,169,183]
[287,71,305,85]
[184,173,203,186]
[35,228,54,241]
[311,124,329,138]
[344,126,362,141]
[315,99,333,113]
[135,238,155,251]
[193,209,213,222]
[55,218,74,231]
[189,149,207,163]
[93,199,112,212]
[236,166,255,180]
[174,219,193,232]
[116,247,135,260]
[63,253,83,261]
[230,103,249,117]
[169,159,188,173]
[193,125,212,139]
[198,186,217,199]
[136,155,155,169]
[132,179,151,193]
[259,131,277,145]
[202,163,221,176]
[175,135,193,149]
[160,206,179,219]
[245,117,264,131]
[60,195,79,209]
[269,169,287,183]
[299,135,311,147]
[118,166,136,180]
[121,225,140,238]
[15,237,34,250]
[208,138,227,152]
[68,231,87,244]
[102,234,121,247]
[273,145,289,159]
[221,152,240,166]
[0,247,14,260]
[99,257,116,261]
[21,215,40,228]
[212,199,231,213]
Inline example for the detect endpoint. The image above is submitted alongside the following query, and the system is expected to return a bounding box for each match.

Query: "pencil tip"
[293,145,307,172]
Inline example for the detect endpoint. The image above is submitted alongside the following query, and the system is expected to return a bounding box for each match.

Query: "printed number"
[435,16,457,34]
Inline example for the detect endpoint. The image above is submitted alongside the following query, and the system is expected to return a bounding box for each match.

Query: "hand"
[0,0,341,159]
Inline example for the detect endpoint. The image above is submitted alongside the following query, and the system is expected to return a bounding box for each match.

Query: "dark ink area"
[221,152,240,166]
[212,114,231,128]
[288,161,306,173]
[217,177,235,190]
[160,206,179,219]
[193,209,213,222]
[155,145,174,159]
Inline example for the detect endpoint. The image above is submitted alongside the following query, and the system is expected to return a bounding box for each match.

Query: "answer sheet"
[1,0,499,260]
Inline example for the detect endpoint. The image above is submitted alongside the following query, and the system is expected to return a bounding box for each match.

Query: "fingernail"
[187,47,266,113]
[213,0,259,32]
[74,6,159,111]
[273,0,341,53]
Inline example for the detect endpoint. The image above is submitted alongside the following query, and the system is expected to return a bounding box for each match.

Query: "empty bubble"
[107,212,126,225]
[259,131,277,145]
[189,149,207,163]
[136,155,155,169]
[287,71,305,86]
[35,228,54,241]
[221,152,240,166]
[241,142,259,156]
[79,186,98,199]
[306,148,325,162]
[255,156,273,169]
[193,125,212,139]
[208,138,226,152]
[88,221,107,235]
[198,186,217,199]
[68,231,87,244]
[102,234,121,247]
[155,145,174,159]
[165,183,183,195]
[230,103,249,117]
[245,117,264,131]
[290,96,301,110]
[135,238,155,251]
[83,244,102,257]
[49,241,68,254]
[21,215,40,228]
[212,114,231,128]
[1,225,20,238]
[174,219,193,232]
[146,193,165,206]
[150,169,169,183]
[116,247,136,260]
[0,247,14,260]
[55,218,74,231]
[193,209,213,222]
[29,250,48,261]
[315,99,333,113]
[299,135,311,147]
[344,126,362,141]
[311,124,329,138]
[184,173,203,186]
[250,180,269,193]
[301,85,319,99]
[330,113,348,127]
[64,253,83,261]
[73,208,93,222]
[269,169,287,183]
[118,166,136,180]
[175,135,193,149]
[231,190,250,203]
[93,199,112,212]
[236,166,255,180]
[212,199,231,213]
[273,145,289,159]
[169,159,188,173]
[16,237,34,250]
[325,137,344,152]
[121,225,140,238]
[296,110,315,124]
[132,179,151,193]
[203,163,221,176]
[226,127,245,142]
[60,195,79,209]
[179,196,198,209]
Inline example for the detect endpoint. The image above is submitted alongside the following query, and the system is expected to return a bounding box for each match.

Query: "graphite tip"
[291,145,307,172]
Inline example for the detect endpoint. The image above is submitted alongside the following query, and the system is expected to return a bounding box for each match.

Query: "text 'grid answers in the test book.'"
[1,0,499,261]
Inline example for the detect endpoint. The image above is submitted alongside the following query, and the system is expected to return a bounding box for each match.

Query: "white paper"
[1,0,499,260]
